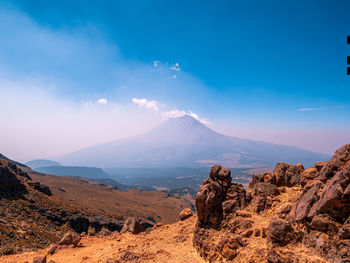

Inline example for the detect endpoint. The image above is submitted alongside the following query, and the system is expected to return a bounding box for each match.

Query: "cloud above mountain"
[132,98,159,111]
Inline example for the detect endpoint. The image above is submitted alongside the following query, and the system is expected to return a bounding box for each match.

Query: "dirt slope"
[1,215,203,263]
[28,171,193,224]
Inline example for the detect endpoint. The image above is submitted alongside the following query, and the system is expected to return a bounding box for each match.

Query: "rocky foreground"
[1,144,349,262]
[194,144,350,262]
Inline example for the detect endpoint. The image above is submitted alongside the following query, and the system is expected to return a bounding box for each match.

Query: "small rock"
[241,229,253,238]
[33,256,46,263]
[235,211,252,217]
[47,244,59,255]
[121,217,145,234]
[268,218,294,246]
[267,249,294,263]
[339,218,350,239]
[310,214,334,232]
[58,233,81,247]
[296,163,305,173]
[179,208,193,221]
[302,167,318,180]
[254,228,261,237]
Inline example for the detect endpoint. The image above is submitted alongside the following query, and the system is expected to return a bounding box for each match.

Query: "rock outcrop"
[193,144,350,262]
[195,165,247,229]
[69,213,123,234]
[0,160,28,198]
[193,165,249,261]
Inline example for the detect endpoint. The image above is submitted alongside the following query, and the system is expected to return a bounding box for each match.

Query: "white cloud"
[132,98,159,111]
[297,105,346,112]
[153,60,159,67]
[162,108,186,118]
[172,75,177,79]
[170,63,181,71]
[97,98,108,104]
[187,111,210,125]
[162,108,210,125]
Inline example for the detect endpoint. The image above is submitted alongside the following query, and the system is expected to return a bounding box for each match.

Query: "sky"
[0,0,349,161]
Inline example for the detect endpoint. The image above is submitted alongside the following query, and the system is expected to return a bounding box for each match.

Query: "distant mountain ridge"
[58,115,329,168]
[34,166,109,180]
[26,159,62,169]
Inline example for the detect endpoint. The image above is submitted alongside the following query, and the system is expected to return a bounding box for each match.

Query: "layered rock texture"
[194,144,350,262]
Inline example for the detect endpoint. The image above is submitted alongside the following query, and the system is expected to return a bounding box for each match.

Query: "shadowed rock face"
[194,165,248,261]
[290,144,350,223]
[195,165,247,228]
[0,160,28,199]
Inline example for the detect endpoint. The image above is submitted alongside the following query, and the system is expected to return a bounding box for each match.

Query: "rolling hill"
[58,115,329,168]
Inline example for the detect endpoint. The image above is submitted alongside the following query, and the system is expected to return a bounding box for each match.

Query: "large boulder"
[317,144,350,182]
[290,144,350,223]
[308,163,350,222]
[194,165,249,261]
[195,165,233,228]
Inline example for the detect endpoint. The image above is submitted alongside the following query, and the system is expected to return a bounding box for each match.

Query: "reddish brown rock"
[195,165,239,228]
[58,232,81,247]
[272,162,302,187]
[268,218,294,246]
[223,183,247,220]
[290,181,324,221]
[120,217,145,234]
[194,165,249,261]
[310,214,336,232]
[303,167,318,180]
[317,144,350,182]
[267,249,295,263]
[296,163,305,173]
[47,244,59,255]
[251,195,267,213]
[33,256,46,263]
[314,161,327,172]
[339,217,350,239]
[308,163,350,222]
[179,208,193,221]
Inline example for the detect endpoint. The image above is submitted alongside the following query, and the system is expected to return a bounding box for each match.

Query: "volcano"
[58,115,329,168]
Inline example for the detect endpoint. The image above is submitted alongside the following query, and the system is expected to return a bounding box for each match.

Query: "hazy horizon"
[0,0,349,162]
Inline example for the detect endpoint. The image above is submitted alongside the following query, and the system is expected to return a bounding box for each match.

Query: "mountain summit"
[58,115,329,168]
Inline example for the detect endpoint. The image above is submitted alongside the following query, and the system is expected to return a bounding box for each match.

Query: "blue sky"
[0,0,349,160]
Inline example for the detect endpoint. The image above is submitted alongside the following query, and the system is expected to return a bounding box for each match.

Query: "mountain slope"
[58,115,329,168]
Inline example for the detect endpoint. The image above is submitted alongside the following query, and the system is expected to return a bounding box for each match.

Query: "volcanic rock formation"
[193,144,350,262]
